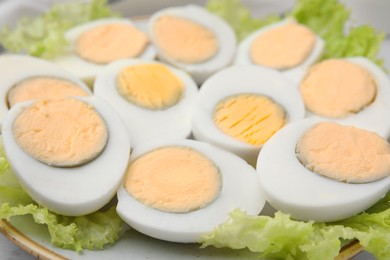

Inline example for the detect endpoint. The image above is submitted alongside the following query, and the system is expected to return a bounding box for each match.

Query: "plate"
[0,1,389,259]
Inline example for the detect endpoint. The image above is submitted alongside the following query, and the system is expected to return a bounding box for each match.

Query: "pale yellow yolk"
[76,23,149,64]
[116,63,184,109]
[296,122,390,183]
[214,94,286,145]
[300,59,377,118]
[153,15,218,63]
[13,99,108,167]
[7,77,89,108]
[125,146,221,213]
[250,22,316,69]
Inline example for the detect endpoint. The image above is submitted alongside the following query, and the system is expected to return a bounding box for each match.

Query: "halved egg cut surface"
[2,96,130,216]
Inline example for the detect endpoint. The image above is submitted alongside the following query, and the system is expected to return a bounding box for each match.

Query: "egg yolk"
[7,77,89,108]
[76,23,149,64]
[250,22,316,69]
[214,94,286,145]
[13,98,108,167]
[153,15,218,63]
[125,146,221,213]
[300,59,377,118]
[116,63,184,110]
[296,122,390,183]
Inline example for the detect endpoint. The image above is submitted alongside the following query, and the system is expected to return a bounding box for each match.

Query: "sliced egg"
[94,59,198,147]
[192,65,305,166]
[2,96,130,216]
[257,117,390,222]
[0,54,91,127]
[235,19,324,83]
[299,57,390,139]
[51,18,156,87]
[148,5,237,85]
[116,139,265,243]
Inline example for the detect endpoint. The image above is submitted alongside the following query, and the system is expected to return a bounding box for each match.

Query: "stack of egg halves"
[1,3,390,245]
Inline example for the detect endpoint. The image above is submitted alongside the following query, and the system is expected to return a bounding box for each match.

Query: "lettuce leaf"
[0,0,118,58]
[0,138,124,252]
[201,198,390,260]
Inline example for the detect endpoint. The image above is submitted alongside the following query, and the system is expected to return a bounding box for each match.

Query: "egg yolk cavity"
[214,94,286,145]
[7,77,89,108]
[76,23,149,64]
[300,59,377,118]
[125,146,222,213]
[250,22,316,69]
[296,122,390,183]
[153,15,218,64]
[117,63,184,110]
[13,98,108,167]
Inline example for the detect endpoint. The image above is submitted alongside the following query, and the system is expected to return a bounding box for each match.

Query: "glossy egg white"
[257,117,390,222]
[94,59,198,148]
[148,5,237,85]
[192,65,305,166]
[116,139,265,243]
[0,54,91,127]
[2,96,130,216]
[51,18,156,86]
[302,57,390,139]
[235,19,325,83]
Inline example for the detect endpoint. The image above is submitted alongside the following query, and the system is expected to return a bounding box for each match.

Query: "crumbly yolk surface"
[296,122,390,183]
[125,146,222,213]
[7,77,89,108]
[300,59,377,118]
[13,98,108,167]
[76,23,149,64]
[214,94,286,145]
[116,63,184,110]
[250,22,316,69]
[153,15,218,63]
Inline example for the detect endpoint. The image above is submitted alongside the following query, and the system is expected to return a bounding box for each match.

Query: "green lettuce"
[0,0,118,58]
[0,139,124,252]
[201,194,390,260]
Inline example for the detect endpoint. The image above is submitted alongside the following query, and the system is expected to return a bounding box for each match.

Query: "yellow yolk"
[214,94,286,145]
[250,22,316,69]
[7,77,89,108]
[76,23,149,64]
[13,98,108,167]
[296,122,390,183]
[153,15,218,63]
[116,63,184,109]
[300,59,377,118]
[125,146,221,213]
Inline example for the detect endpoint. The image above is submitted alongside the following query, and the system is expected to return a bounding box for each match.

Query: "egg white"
[51,18,156,87]
[192,65,305,166]
[2,96,130,216]
[257,117,390,222]
[0,54,91,128]
[148,5,237,85]
[116,139,265,243]
[235,19,325,84]
[302,57,390,139]
[93,59,198,148]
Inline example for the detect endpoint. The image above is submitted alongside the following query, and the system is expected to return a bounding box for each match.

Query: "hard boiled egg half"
[52,18,156,87]
[116,139,265,243]
[2,96,130,216]
[94,59,198,147]
[235,19,325,83]
[258,117,390,222]
[148,5,237,85]
[0,54,91,127]
[299,57,390,139]
[192,65,305,166]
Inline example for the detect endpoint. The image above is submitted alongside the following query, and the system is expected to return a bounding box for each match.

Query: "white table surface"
[0,0,389,259]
